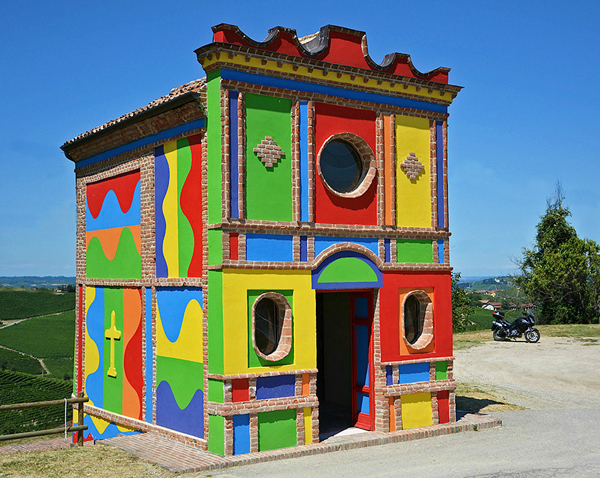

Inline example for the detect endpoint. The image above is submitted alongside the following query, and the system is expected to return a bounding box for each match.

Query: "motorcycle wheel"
[493,329,505,341]
[525,328,540,343]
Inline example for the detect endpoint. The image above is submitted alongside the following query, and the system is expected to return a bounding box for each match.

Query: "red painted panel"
[232,378,249,403]
[229,233,239,261]
[379,271,453,363]
[438,390,450,424]
[180,134,203,277]
[77,285,83,393]
[86,170,140,219]
[314,103,377,225]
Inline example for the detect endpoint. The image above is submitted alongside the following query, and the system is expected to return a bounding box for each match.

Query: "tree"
[516,185,600,324]
[451,272,473,332]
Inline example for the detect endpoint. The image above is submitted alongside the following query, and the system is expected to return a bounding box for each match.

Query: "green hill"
[0,288,75,321]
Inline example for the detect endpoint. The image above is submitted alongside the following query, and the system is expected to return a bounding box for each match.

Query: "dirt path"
[454,335,600,410]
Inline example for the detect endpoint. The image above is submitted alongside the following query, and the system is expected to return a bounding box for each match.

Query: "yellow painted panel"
[156,299,203,363]
[222,269,316,374]
[395,116,431,228]
[304,407,313,445]
[162,140,179,278]
[201,54,451,102]
[401,392,433,429]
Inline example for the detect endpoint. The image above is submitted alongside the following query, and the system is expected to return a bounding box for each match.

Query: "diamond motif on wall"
[253,136,285,168]
[400,153,424,181]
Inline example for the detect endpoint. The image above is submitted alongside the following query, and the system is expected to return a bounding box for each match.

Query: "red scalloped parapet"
[211,24,450,84]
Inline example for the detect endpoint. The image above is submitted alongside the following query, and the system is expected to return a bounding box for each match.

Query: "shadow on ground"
[456,395,510,413]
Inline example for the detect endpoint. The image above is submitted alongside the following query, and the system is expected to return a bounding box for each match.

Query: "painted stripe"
[436,121,444,228]
[299,236,308,262]
[233,414,250,455]
[438,239,445,264]
[398,362,430,384]
[299,101,309,222]
[246,234,294,262]
[221,69,448,114]
[75,119,205,169]
[303,407,312,445]
[163,141,179,277]
[229,91,239,218]
[155,145,169,278]
[383,114,393,225]
[145,288,153,423]
[384,238,391,263]
[314,236,379,258]
[386,365,393,386]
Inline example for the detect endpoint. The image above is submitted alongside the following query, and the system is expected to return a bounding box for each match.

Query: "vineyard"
[0,370,73,435]
[0,288,75,321]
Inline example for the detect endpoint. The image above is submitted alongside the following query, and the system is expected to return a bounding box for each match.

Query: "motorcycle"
[491,310,540,343]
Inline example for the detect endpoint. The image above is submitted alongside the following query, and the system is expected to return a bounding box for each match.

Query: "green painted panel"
[156,356,203,409]
[208,414,225,456]
[317,257,378,284]
[208,378,224,403]
[245,93,292,222]
[396,239,433,263]
[258,409,297,451]
[103,287,123,415]
[247,290,294,368]
[207,229,223,266]
[207,270,224,375]
[176,137,194,277]
[207,70,223,224]
[86,227,141,279]
[435,361,447,381]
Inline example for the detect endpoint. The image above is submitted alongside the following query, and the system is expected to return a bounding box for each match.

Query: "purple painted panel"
[156,381,204,438]
[256,375,295,400]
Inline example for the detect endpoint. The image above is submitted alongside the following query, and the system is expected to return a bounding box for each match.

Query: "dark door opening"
[316,291,373,440]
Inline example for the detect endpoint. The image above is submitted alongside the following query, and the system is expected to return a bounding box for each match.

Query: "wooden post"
[77,392,85,446]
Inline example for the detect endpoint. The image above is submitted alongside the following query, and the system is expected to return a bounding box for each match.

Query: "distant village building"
[62,24,461,456]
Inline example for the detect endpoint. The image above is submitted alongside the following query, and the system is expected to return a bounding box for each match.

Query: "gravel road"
[453,335,600,410]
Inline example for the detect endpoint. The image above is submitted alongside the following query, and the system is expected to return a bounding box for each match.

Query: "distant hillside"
[0,276,75,289]
[458,276,515,291]
[0,288,75,320]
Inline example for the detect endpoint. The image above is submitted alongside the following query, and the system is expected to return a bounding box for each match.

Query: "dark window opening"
[404,295,423,345]
[255,298,280,355]
[320,139,364,193]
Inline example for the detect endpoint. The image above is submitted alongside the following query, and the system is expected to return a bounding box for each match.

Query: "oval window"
[254,297,281,356]
[320,139,364,193]
[404,295,422,345]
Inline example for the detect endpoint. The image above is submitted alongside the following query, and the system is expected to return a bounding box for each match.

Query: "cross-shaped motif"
[253,136,285,168]
[105,310,121,378]
[400,152,425,181]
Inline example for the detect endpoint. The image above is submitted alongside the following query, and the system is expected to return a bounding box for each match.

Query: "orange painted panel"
[86,226,141,260]
[122,288,142,420]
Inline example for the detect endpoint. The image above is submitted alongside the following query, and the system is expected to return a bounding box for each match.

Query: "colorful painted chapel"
[61,24,461,456]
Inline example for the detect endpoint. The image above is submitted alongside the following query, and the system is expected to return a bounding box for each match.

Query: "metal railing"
[0,392,88,446]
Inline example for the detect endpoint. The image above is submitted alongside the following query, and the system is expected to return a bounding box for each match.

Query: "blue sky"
[1,1,599,278]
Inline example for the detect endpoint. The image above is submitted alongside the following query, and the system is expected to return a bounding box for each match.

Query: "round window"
[404,295,422,345]
[254,297,280,356]
[319,139,364,194]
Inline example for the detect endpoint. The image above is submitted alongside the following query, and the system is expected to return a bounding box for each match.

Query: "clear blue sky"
[1,1,599,278]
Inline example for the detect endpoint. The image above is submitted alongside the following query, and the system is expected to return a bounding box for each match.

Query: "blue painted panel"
[221,69,448,114]
[438,240,445,264]
[299,101,309,222]
[233,414,251,455]
[156,287,203,343]
[75,119,206,169]
[355,324,369,387]
[86,182,141,231]
[398,362,430,384]
[229,91,239,219]
[355,297,369,319]
[300,236,308,262]
[246,234,294,262]
[386,365,393,386]
[145,288,153,423]
[314,236,379,258]
[357,392,370,415]
[436,121,444,228]
[85,286,104,409]
[384,238,391,263]
[155,145,169,278]
[256,375,296,400]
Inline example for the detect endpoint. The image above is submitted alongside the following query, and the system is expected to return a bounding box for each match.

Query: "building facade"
[62,24,461,456]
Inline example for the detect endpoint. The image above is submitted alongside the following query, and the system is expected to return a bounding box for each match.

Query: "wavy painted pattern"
[83,414,140,441]
[84,287,143,422]
[155,135,203,278]
[155,287,204,437]
[86,172,141,279]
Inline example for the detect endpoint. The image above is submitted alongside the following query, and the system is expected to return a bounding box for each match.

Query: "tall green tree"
[451,272,473,332]
[516,185,600,324]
